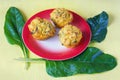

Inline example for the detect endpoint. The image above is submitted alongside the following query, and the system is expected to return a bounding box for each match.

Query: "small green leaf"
[46,47,117,77]
[4,7,25,45]
[87,11,109,42]
[4,7,30,69]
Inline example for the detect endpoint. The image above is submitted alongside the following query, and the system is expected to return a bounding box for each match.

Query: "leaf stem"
[16,58,46,62]
[21,43,30,70]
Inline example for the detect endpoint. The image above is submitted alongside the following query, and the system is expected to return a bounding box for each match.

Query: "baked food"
[28,17,56,40]
[50,8,73,28]
[58,24,82,48]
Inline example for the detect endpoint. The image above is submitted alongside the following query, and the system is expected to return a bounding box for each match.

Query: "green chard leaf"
[87,11,109,42]
[46,47,117,77]
[4,7,30,69]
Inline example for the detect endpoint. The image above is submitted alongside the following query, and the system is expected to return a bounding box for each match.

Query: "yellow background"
[0,0,120,80]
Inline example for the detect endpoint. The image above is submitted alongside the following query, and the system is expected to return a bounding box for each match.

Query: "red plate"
[22,9,91,61]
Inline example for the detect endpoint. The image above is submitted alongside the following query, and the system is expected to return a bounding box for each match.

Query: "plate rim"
[22,8,92,61]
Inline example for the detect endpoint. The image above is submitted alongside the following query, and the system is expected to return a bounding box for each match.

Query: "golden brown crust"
[50,8,73,28]
[58,24,82,48]
[28,17,56,40]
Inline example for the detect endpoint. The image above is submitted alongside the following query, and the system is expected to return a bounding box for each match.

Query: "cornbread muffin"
[50,8,73,28]
[28,17,56,40]
[58,24,82,48]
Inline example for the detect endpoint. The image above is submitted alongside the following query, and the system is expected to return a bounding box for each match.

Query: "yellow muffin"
[28,17,56,40]
[50,8,73,28]
[58,24,82,48]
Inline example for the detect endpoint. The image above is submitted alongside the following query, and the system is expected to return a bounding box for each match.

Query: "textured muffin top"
[58,24,82,48]
[50,8,73,28]
[28,17,56,40]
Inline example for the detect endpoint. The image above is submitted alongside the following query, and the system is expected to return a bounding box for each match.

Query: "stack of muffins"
[28,8,82,48]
